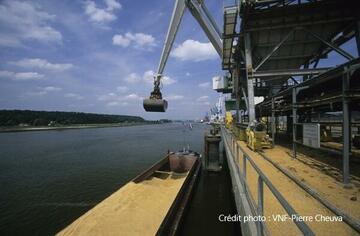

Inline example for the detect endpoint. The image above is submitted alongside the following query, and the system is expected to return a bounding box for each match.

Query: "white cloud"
[0,71,14,78]
[107,101,118,106]
[171,39,217,61]
[104,0,122,11]
[0,1,62,47]
[143,70,155,83]
[124,93,143,101]
[9,58,73,72]
[113,32,155,49]
[112,35,130,47]
[143,70,176,85]
[197,95,209,102]
[27,86,62,96]
[196,95,210,105]
[0,37,22,48]
[116,86,128,93]
[186,72,191,76]
[126,33,155,47]
[98,92,143,107]
[28,91,47,96]
[98,92,117,101]
[84,0,121,24]
[0,70,44,80]
[124,73,141,83]
[15,72,44,80]
[165,94,184,101]
[64,93,84,100]
[107,101,128,107]
[43,86,62,92]
[162,76,176,85]
[198,82,210,89]
[98,93,143,102]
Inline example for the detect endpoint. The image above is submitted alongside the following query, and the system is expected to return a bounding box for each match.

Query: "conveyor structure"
[218,0,360,184]
[144,0,360,182]
[144,1,360,234]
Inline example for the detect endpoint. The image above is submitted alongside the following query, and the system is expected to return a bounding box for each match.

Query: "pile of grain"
[236,141,357,235]
[57,172,187,236]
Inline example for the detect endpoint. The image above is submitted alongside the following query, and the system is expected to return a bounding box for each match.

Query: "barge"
[57,151,201,236]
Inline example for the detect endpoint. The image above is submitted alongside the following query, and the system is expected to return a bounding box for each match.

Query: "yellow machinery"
[225,112,233,129]
[237,127,247,141]
[246,121,272,151]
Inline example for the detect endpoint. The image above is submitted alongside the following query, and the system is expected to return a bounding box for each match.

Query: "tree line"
[0,110,145,127]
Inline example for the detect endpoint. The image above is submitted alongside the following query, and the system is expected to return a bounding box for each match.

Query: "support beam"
[254,29,295,71]
[156,0,186,75]
[308,24,356,65]
[301,27,355,61]
[198,0,221,37]
[243,17,355,32]
[187,0,223,57]
[290,77,299,84]
[356,20,360,57]
[342,68,350,184]
[241,87,249,113]
[265,54,314,60]
[292,86,308,159]
[303,62,309,81]
[252,68,330,78]
[312,59,319,69]
[244,33,255,122]
[271,98,275,146]
[292,88,297,159]
[256,39,319,48]
[233,67,240,122]
[308,59,320,80]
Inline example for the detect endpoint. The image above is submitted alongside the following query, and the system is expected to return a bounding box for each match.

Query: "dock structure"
[217,0,360,235]
[67,0,360,235]
[141,0,360,234]
[220,0,360,183]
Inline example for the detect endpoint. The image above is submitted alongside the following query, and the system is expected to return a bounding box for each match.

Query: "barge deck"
[57,152,200,236]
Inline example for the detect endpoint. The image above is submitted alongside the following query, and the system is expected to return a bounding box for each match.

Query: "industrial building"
[142,0,360,235]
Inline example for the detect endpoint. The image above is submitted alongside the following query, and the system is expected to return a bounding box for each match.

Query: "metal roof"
[239,0,358,86]
[222,6,237,70]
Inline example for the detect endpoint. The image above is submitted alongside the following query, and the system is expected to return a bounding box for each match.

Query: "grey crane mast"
[143,0,223,112]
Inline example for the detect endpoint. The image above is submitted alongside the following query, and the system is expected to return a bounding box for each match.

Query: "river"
[0,123,239,235]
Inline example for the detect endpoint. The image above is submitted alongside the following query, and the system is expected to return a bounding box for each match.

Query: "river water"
[0,123,238,235]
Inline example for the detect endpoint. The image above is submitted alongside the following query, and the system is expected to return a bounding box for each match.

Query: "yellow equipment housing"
[246,122,272,151]
[225,112,233,129]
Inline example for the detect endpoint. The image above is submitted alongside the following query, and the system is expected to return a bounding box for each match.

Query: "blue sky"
[0,1,358,120]
[0,0,224,120]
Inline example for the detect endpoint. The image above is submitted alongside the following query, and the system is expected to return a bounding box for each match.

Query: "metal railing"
[222,127,315,236]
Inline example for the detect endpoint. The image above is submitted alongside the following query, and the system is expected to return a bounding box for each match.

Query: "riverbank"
[0,122,155,133]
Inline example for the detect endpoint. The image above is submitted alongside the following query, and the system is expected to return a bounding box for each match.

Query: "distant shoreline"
[0,122,154,133]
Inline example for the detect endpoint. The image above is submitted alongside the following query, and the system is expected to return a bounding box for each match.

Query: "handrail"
[222,127,315,236]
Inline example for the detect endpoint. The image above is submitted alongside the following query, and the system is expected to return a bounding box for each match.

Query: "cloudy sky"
[0,1,358,120]
[0,0,226,120]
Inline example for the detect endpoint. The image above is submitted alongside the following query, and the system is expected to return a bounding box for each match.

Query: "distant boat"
[182,122,193,130]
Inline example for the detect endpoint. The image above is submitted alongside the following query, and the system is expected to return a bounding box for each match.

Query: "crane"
[143,0,223,112]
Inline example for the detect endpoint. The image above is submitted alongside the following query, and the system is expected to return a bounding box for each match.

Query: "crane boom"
[187,0,223,57]
[144,0,223,112]
[157,0,223,76]
[156,0,187,76]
